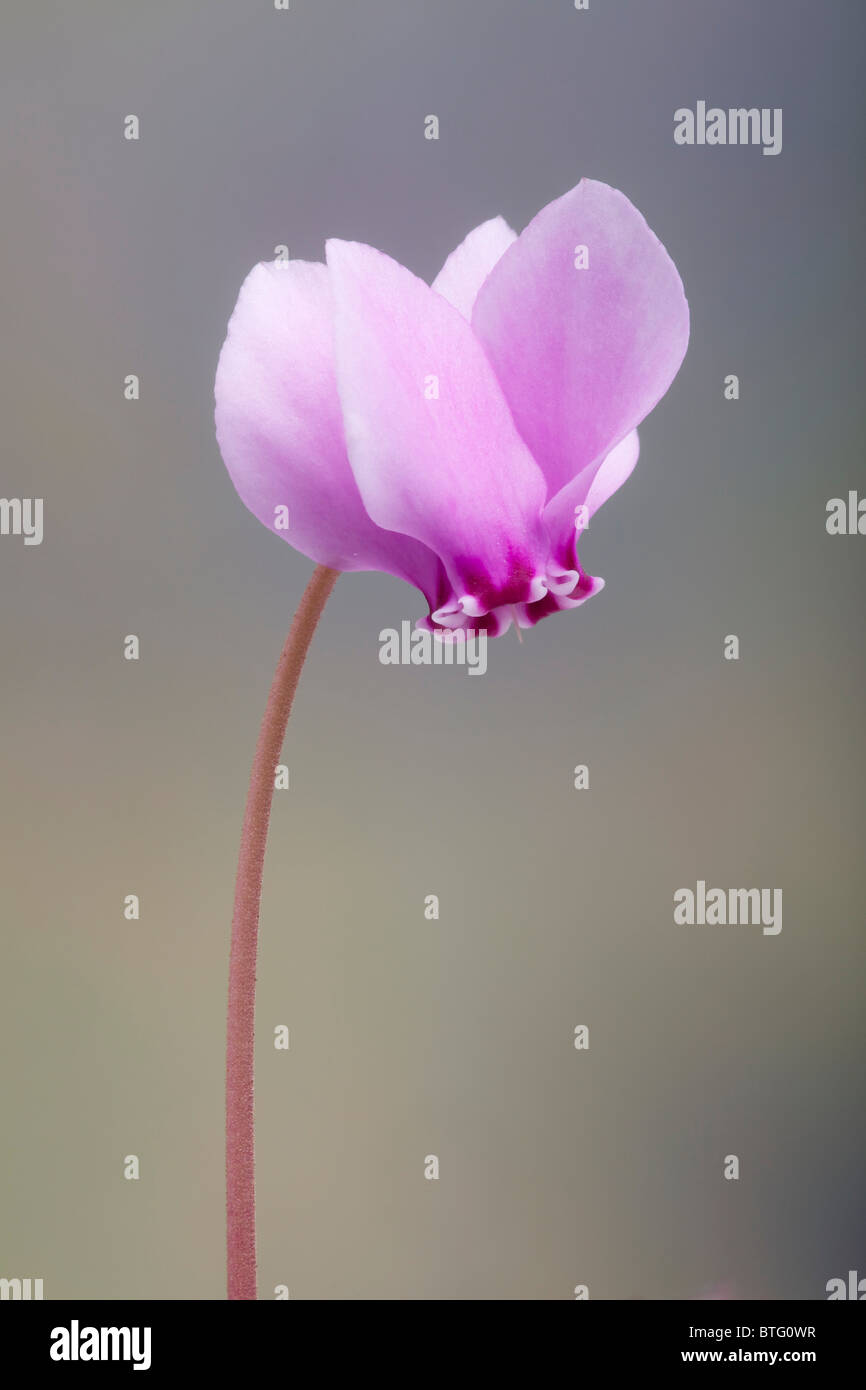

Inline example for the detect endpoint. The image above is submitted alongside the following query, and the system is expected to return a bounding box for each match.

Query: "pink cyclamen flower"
[215,179,689,635]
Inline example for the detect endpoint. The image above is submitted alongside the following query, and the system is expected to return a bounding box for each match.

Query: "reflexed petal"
[472,178,689,500]
[214,259,445,603]
[327,238,557,619]
[415,605,514,638]
[517,568,604,629]
[431,215,517,320]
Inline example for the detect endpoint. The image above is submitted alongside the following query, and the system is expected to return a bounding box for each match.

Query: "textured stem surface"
[226,564,339,1300]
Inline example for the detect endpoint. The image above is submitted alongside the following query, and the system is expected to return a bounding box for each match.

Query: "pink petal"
[214,259,445,601]
[581,428,641,516]
[543,429,641,567]
[431,215,517,320]
[327,238,554,617]
[472,178,690,500]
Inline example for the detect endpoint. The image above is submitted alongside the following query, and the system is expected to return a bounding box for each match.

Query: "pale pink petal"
[431,215,517,321]
[327,238,560,619]
[214,259,445,603]
[543,429,641,568]
[472,178,689,500]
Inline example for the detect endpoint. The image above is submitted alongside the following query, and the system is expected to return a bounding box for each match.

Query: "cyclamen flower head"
[215,179,689,636]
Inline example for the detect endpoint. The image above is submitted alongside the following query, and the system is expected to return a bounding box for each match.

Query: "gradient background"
[1,0,864,1300]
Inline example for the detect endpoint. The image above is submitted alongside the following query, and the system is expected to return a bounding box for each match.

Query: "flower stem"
[226,563,339,1300]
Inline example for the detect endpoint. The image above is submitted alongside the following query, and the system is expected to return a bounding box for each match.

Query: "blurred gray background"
[1,0,864,1299]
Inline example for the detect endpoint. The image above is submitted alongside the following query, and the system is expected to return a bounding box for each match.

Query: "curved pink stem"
[226,564,339,1300]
